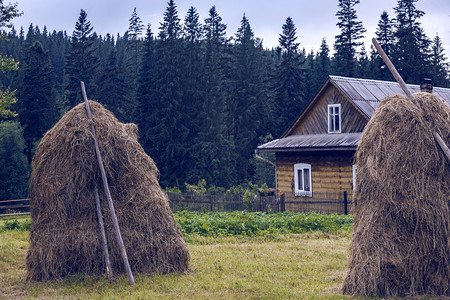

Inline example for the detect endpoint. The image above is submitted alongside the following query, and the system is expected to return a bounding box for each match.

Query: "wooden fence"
[0,191,353,217]
[279,191,353,215]
[167,191,352,214]
[166,192,246,212]
[0,199,30,217]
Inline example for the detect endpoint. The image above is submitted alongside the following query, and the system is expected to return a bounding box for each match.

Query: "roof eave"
[256,146,358,153]
[281,77,334,138]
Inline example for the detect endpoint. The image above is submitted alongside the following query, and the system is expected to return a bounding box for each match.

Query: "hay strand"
[26,101,190,280]
[372,37,450,161]
[342,92,450,298]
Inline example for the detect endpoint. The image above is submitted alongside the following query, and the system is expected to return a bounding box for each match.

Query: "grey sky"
[12,0,450,57]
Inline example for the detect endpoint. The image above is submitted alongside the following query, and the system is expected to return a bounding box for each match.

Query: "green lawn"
[0,215,356,299]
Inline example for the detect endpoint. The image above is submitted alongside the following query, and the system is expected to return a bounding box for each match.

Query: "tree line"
[0,0,449,200]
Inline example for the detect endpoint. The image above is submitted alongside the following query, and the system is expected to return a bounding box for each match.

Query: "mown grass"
[0,213,356,299]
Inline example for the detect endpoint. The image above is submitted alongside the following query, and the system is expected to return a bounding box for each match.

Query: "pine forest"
[0,0,449,199]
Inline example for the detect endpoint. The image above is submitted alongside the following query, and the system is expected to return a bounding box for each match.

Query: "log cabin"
[256,76,450,213]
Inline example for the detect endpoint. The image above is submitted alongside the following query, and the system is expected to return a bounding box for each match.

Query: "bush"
[2,218,31,231]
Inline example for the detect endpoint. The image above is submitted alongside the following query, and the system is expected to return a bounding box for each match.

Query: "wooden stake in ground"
[94,187,113,283]
[81,81,135,285]
[372,37,450,162]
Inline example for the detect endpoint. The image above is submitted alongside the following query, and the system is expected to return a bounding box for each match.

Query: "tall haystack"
[26,101,190,280]
[342,92,450,297]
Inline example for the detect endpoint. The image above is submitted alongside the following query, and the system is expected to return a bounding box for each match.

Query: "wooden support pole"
[95,187,113,283]
[372,38,419,107]
[433,131,450,161]
[372,38,450,162]
[81,82,135,285]
[343,191,348,215]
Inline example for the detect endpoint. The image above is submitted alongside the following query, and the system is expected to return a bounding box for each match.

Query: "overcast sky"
[11,0,450,57]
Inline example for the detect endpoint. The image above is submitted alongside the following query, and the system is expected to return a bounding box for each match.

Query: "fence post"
[272,195,278,213]
[280,193,285,212]
[344,191,348,215]
[210,195,213,212]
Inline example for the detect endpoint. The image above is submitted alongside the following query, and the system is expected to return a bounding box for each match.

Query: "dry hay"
[342,92,450,297]
[26,101,190,280]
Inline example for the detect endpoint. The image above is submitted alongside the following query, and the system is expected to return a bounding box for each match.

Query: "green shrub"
[2,218,31,231]
[185,179,207,194]
[165,186,181,193]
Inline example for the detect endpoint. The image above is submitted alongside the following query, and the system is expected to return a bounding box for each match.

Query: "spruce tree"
[304,49,317,102]
[183,6,202,42]
[135,25,156,153]
[48,30,69,95]
[316,38,331,84]
[392,0,431,84]
[430,34,449,87]
[96,48,128,121]
[124,7,144,102]
[375,11,394,57]
[333,0,366,77]
[372,11,395,80]
[0,121,28,200]
[272,17,305,137]
[357,44,370,78]
[158,0,181,41]
[147,0,189,187]
[203,6,228,46]
[65,9,99,108]
[16,41,57,162]
[228,14,270,182]
[187,6,236,187]
[180,6,204,184]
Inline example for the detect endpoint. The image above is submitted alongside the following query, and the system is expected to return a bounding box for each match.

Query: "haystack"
[342,92,450,297]
[26,101,190,280]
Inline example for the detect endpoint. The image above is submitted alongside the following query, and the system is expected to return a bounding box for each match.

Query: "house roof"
[329,76,450,119]
[258,76,450,153]
[257,133,361,152]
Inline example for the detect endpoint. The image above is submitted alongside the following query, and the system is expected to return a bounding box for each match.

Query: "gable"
[285,84,367,136]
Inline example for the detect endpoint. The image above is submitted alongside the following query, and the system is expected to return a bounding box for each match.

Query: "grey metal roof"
[257,133,361,152]
[330,76,450,119]
[261,76,450,152]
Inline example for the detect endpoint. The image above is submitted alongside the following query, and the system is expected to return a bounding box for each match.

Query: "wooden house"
[256,76,450,213]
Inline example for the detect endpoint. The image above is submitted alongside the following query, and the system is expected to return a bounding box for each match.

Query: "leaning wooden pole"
[372,38,450,162]
[81,82,135,285]
[94,187,114,283]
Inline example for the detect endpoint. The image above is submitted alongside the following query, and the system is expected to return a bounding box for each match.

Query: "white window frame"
[294,163,312,197]
[328,104,341,133]
[352,164,357,191]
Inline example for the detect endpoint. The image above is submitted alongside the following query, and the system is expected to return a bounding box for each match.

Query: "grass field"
[0,216,356,299]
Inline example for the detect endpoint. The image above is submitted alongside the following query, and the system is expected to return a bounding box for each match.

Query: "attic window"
[294,163,312,197]
[328,104,341,133]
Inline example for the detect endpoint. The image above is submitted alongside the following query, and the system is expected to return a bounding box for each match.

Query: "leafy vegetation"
[175,211,352,238]
[1,218,30,231]
[1,212,352,237]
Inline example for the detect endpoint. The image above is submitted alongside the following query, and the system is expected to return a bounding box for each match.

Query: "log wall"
[276,151,355,197]
[289,87,367,135]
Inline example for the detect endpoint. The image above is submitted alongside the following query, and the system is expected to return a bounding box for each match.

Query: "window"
[352,164,357,191]
[294,163,312,197]
[328,104,341,133]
